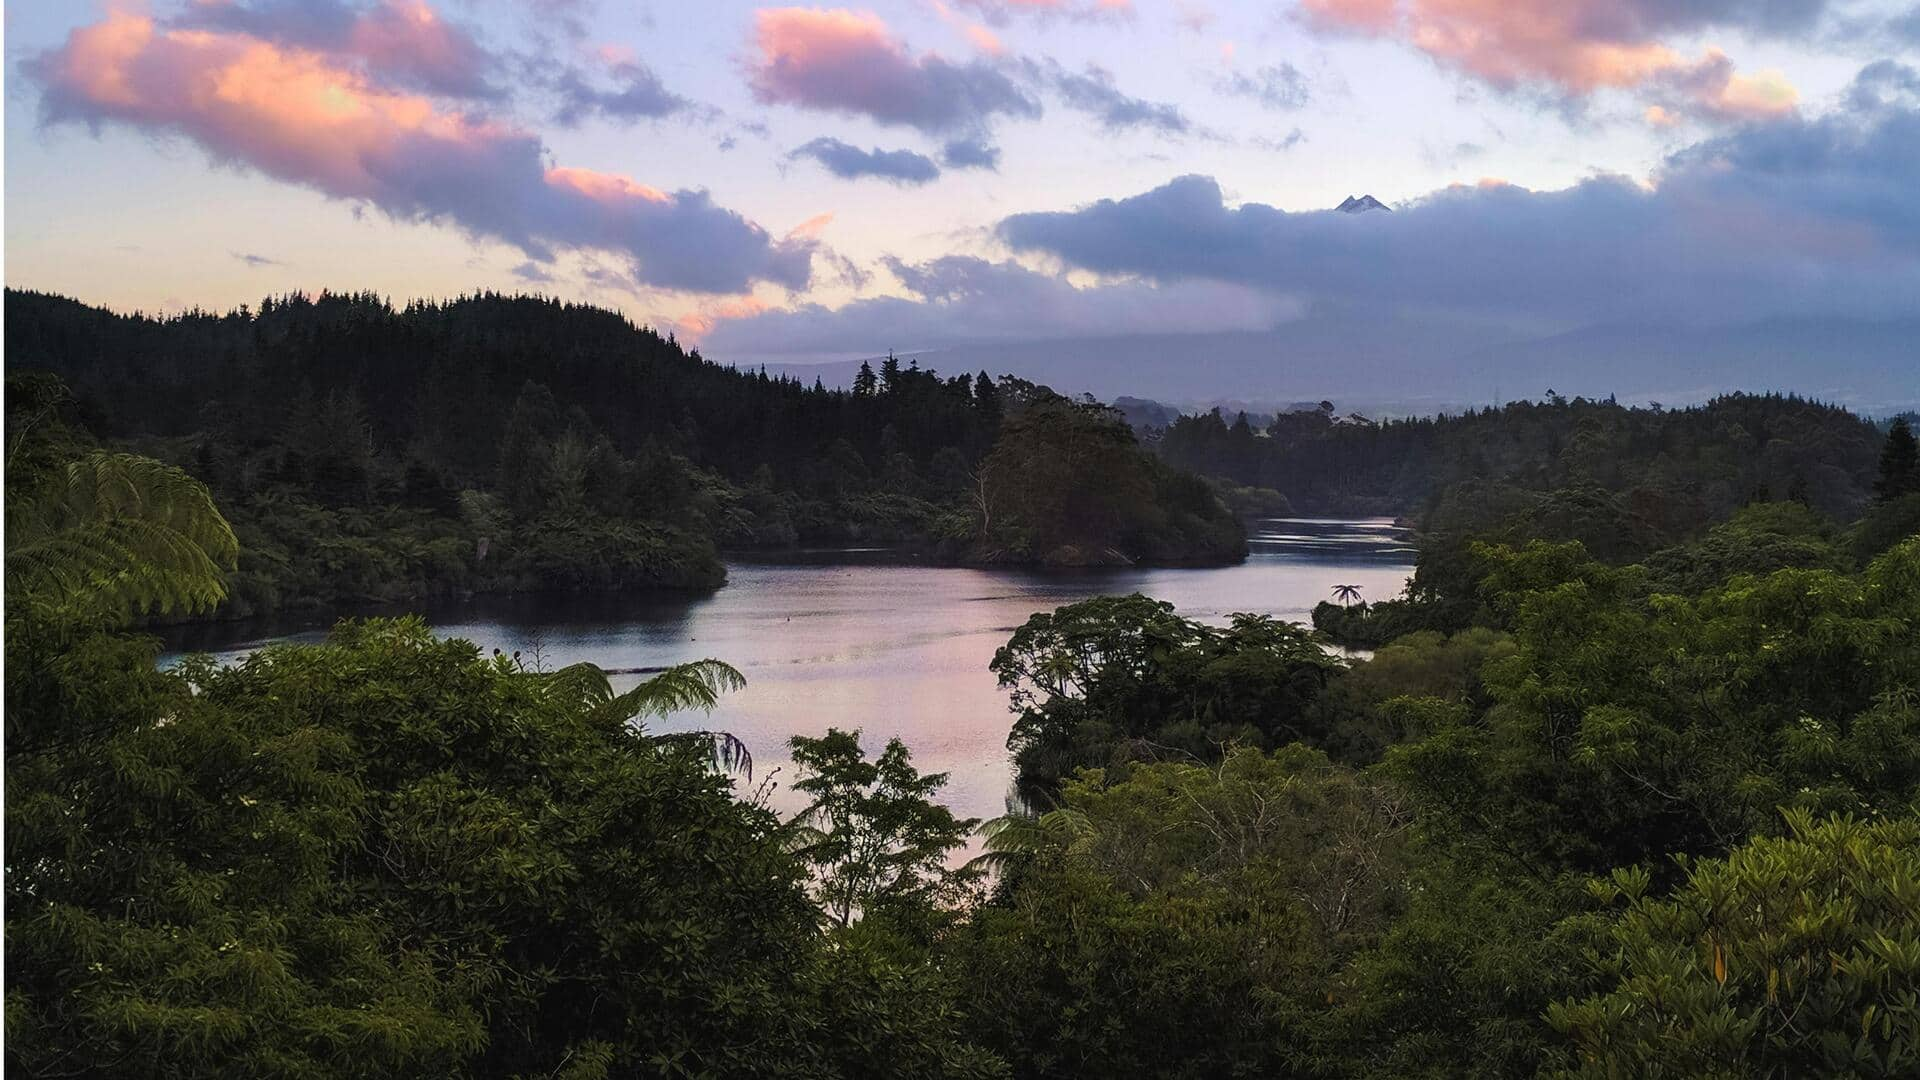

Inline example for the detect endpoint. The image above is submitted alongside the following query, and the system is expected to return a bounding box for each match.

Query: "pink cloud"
[929,1,1006,56]
[183,0,502,99]
[746,7,1037,134]
[31,11,811,294]
[676,295,774,337]
[1301,0,1799,122]
[348,1,487,89]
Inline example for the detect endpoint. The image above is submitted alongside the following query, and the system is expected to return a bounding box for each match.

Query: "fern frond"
[540,662,617,708]
[654,729,754,779]
[524,660,750,775]
[6,452,238,621]
[609,660,747,721]
[966,808,1094,873]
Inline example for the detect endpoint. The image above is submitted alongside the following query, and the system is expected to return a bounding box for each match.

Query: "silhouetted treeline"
[6,289,1004,500]
[1159,393,1887,529]
[5,289,1241,616]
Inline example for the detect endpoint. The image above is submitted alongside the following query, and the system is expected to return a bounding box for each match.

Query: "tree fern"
[529,658,752,775]
[6,452,238,623]
[967,807,1094,874]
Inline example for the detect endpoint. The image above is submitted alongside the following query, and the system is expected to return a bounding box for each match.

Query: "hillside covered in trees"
[1158,392,1888,529]
[4,289,1241,617]
[1146,391,1916,648]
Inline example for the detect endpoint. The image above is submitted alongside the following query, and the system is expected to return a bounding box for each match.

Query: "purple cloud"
[179,0,505,99]
[29,11,812,295]
[1038,61,1191,134]
[790,138,941,184]
[552,55,691,125]
[1219,63,1311,111]
[999,63,1920,326]
[746,8,1039,136]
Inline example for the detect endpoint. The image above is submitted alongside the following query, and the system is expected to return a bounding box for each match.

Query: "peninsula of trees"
[5,289,1243,618]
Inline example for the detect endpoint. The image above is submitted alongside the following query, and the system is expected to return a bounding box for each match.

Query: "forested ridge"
[1139,388,1915,649]
[8,368,1919,1076]
[4,288,1242,617]
[1157,391,1888,526]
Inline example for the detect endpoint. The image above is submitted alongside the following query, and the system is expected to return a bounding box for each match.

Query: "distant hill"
[756,314,1920,416]
[4,288,1245,616]
[1157,391,1887,531]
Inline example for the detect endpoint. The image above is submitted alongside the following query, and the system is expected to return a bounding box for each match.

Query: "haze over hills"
[755,311,1920,418]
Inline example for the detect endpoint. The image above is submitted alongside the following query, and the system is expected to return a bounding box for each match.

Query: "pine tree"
[880,351,902,395]
[973,372,1001,427]
[853,361,877,397]
[1874,417,1918,500]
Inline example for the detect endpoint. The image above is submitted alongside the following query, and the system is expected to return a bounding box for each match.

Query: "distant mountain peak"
[1336,194,1390,214]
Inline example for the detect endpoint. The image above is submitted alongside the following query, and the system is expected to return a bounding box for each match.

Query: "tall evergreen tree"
[879,351,902,395]
[1874,417,1918,500]
[853,360,877,397]
[972,371,1000,428]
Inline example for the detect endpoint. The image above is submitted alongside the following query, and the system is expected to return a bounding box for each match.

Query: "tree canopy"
[6,290,1244,619]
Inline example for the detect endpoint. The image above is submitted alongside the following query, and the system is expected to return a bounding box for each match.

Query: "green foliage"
[1642,500,1849,594]
[971,395,1243,566]
[10,311,1916,1079]
[1207,477,1295,520]
[1389,538,1920,871]
[1307,627,1519,761]
[948,747,1409,1079]
[1160,392,1884,525]
[1550,812,1920,1079]
[990,595,1344,793]
[4,618,999,1077]
[1851,493,1920,564]
[7,291,1243,617]
[787,729,982,929]
[529,657,752,773]
[6,451,239,623]
[1875,417,1919,501]
[1326,856,1588,1079]
[957,529,1920,1078]
[1310,596,1447,649]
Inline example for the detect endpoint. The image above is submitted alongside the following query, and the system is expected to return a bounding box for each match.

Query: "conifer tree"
[1874,417,1917,500]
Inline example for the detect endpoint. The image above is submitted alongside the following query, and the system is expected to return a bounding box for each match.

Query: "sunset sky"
[6,1,1917,375]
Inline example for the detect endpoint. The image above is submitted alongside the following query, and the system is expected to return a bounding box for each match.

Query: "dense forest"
[1141,391,1916,648]
[4,289,1242,617]
[1157,392,1889,526]
[8,369,1918,1076]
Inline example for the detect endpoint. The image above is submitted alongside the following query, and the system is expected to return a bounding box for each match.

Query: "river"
[161,518,1413,823]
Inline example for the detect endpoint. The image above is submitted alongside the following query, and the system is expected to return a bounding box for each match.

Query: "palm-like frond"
[6,452,238,622]
[530,659,751,776]
[612,660,747,720]
[654,729,755,779]
[773,815,832,856]
[965,807,1094,873]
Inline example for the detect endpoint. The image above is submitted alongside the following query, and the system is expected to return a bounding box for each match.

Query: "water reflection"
[161,518,1414,824]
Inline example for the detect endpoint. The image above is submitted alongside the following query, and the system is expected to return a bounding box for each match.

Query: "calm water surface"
[163,519,1413,823]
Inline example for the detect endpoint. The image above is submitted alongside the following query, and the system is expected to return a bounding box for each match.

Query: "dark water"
[161,519,1413,824]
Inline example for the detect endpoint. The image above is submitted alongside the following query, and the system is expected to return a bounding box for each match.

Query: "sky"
[5,0,1918,395]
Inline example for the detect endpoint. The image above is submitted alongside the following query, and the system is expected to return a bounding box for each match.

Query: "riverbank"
[158,520,1415,826]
